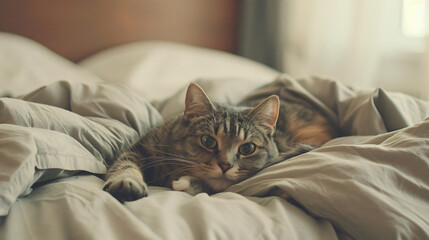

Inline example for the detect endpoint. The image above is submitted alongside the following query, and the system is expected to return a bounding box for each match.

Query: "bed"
[1,1,429,240]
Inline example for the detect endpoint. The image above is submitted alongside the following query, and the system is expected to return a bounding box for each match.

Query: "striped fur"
[104,83,338,202]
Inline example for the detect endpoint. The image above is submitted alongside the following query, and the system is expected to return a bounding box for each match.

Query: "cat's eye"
[201,135,217,149]
[238,143,256,155]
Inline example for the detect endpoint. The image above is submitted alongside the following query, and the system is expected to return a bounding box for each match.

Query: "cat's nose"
[218,162,233,174]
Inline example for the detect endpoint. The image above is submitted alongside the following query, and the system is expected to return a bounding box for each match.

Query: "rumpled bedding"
[1,75,429,240]
[0,80,162,215]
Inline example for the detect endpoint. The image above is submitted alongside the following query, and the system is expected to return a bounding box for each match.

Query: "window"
[402,0,427,38]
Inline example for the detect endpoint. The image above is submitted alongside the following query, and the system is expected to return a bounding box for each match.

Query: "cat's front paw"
[103,176,148,202]
[172,176,205,196]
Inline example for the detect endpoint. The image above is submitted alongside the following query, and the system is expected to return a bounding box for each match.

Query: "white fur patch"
[172,176,192,191]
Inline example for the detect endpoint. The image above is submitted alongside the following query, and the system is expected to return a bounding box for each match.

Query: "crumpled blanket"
[157,75,429,239]
[0,80,162,215]
[1,76,429,240]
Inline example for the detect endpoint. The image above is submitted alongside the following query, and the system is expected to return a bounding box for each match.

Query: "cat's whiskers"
[136,155,196,163]
[147,166,195,184]
[141,162,190,171]
[137,144,171,147]
[140,158,199,171]
[138,143,195,160]
[235,169,257,179]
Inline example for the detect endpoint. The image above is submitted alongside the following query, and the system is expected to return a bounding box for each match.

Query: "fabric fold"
[0,80,163,216]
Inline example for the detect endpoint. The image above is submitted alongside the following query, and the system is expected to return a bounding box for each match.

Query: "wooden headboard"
[0,0,240,62]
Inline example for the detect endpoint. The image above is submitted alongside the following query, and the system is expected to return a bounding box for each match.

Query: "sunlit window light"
[402,0,427,38]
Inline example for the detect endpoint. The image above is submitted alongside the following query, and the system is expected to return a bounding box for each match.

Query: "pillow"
[0,32,101,97]
[79,41,279,101]
[153,78,268,119]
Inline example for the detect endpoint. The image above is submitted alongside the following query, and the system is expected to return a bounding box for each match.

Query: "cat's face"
[180,83,280,192]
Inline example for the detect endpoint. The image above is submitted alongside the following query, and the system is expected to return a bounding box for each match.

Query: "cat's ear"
[184,83,216,121]
[248,95,279,135]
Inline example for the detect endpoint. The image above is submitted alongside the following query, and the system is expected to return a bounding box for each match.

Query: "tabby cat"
[103,82,338,202]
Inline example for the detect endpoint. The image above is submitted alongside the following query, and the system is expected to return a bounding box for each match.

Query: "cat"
[103,82,338,202]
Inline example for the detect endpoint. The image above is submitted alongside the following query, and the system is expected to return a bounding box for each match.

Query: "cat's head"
[181,83,279,192]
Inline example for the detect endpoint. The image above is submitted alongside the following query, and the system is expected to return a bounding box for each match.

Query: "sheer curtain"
[422,33,429,100]
[282,0,382,89]
[239,0,429,100]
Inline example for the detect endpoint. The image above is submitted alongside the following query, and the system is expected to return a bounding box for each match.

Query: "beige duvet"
[1,76,428,240]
